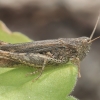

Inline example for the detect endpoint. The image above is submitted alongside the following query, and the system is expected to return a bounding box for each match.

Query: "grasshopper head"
[74,37,91,61]
[61,37,92,61]
[77,13,100,60]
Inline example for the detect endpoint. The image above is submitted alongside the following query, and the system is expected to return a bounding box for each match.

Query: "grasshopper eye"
[82,38,90,43]
[87,39,91,43]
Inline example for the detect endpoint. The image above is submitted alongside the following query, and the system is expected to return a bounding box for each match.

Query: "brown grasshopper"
[0,14,100,80]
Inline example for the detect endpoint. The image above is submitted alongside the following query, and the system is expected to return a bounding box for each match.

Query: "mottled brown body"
[0,37,91,67]
[0,13,99,80]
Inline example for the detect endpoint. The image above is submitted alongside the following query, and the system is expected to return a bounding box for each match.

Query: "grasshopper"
[0,14,100,80]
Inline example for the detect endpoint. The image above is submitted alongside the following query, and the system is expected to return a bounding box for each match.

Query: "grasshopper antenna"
[90,13,100,39]
[88,13,100,43]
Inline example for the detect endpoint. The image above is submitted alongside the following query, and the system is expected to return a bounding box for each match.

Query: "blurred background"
[0,0,100,100]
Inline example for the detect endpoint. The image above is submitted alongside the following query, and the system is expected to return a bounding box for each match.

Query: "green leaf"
[0,21,31,43]
[0,21,78,100]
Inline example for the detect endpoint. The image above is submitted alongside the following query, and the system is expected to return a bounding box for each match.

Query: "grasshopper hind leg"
[0,50,49,81]
[0,50,66,81]
[26,59,47,82]
[32,59,47,82]
[0,56,20,67]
